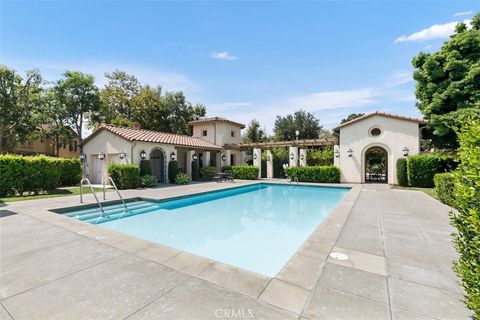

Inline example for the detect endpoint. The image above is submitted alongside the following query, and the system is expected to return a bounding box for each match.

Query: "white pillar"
[253,148,262,178]
[204,151,211,167]
[224,149,231,167]
[266,149,274,178]
[240,151,246,164]
[186,150,194,180]
[299,149,307,166]
[334,145,340,167]
[289,146,298,167]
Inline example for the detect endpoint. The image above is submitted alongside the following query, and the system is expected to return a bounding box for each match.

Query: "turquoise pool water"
[61,183,349,276]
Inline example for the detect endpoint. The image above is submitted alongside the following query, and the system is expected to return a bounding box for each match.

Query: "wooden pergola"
[226,137,338,150]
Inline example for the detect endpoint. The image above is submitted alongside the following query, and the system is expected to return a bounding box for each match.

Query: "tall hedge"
[139,159,152,176]
[107,164,140,189]
[0,155,81,196]
[168,161,178,183]
[284,165,340,183]
[450,119,480,316]
[434,173,456,207]
[406,154,456,188]
[191,160,199,181]
[230,165,259,180]
[396,158,408,186]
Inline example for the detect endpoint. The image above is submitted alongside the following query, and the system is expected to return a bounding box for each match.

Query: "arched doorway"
[150,148,166,183]
[364,146,388,183]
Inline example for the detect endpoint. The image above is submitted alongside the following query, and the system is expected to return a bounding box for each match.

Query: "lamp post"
[295,130,299,141]
[98,152,106,199]
[79,152,86,178]
[402,147,409,157]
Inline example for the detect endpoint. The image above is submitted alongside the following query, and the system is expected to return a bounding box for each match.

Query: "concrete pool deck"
[0,181,471,319]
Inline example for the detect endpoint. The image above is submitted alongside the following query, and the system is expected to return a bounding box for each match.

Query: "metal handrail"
[103,177,131,215]
[80,177,106,217]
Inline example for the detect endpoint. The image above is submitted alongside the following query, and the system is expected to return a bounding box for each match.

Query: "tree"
[243,119,268,143]
[55,71,100,143]
[273,109,324,141]
[341,113,365,124]
[0,66,43,153]
[412,13,480,148]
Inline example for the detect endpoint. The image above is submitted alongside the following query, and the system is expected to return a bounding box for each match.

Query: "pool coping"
[17,180,361,315]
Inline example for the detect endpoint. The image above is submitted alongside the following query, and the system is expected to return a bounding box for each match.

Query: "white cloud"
[289,88,377,112]
[454,11,473,17]
[210,51,237,61]
[209,102,251,111]
[388,72,413,87]
[395,19,471,43]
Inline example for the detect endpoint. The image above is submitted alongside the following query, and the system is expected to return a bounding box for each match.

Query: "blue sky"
[1,1,479,133]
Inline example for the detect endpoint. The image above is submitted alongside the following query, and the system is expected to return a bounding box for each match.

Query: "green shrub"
[107,164,140,189]
[396,158,408,186]
[307,147,334,166]
[200,166,217,181]
[434,173,456,207]
[222,165,232,173]
[284,165,340,183]
[407,155,442,188]
[191,161,199,181]
[450,119,480,316]
[175,172,189,185]
[141,174,157,187]
[54,158,82,187]
[230,165,259,180]
[139,160,152,176]
[168,161,178,183]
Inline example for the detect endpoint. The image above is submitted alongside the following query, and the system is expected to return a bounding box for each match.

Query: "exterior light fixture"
[119,151,126,159]
[347,148,353,157]
[79,152,86,162]
[192,154,198,161]
[253,153,257,160]
[170,152,176,161]
[267,155,271,161]
[300,154,304,161]
[221,155,226,161]
[295,130,300,140]
[334,150,340,158]
[98,152,105,160]
[290,152,294,160]
[140,150,147,160]
[402,147,409,157]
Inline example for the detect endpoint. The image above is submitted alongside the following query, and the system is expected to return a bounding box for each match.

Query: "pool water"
[61,183,349,276]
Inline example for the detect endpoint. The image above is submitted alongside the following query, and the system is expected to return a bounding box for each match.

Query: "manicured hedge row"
[434,173,456,207]
[0,155,81,196]
[285,165,340,183]
[406,154,456,188]
[108,164,140,189]
[396,158,408,187]
[230,166,259,180]
[200,166,216,181]
[168,161,178,183]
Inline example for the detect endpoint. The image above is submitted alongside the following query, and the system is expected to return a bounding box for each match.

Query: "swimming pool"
[58,183,349,276]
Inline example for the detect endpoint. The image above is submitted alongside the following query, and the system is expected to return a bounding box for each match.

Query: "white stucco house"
[81,117,245,184]
[333,112,427,184]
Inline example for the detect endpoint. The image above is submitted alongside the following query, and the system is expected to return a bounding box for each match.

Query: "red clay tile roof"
[333,111,427,132]
[188,117,245,129]
[82,124,223,150]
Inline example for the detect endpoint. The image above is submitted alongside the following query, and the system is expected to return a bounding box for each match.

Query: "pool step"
[82,204,160,224]
[69,202,156,221]
[63,201,152,217]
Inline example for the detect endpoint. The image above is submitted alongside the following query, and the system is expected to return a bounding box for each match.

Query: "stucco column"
[240,151,246,165]
[216,152,222,173]
[299,149,307,166]
[334,145,340,167]
[224,149,231,167]
[253,148,262,178]
[289,146,298,167]
[186,150,195,180]
[266,149,274,178]
[204,151,211,167]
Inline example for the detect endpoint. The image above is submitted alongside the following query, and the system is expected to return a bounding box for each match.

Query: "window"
[202,130,208,137]
[231,131,235,137]
[370,127,382,137]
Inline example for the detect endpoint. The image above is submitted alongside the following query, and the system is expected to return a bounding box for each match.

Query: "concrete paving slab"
[197,262,270,298]
[163,251,213,276]
[135,243,182,264]
[327,246,386,276]
[258,279,310,314]
[318,262,388,303]
[0,304,13,320]
[2,255,189,320]
[391,307,437,320]
[276,254,325,290]
[127,277,297,320]
[303,286,390,320]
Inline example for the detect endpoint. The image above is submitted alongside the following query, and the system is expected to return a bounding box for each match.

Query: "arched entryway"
[364,146,388,183]
[150,148,166,183]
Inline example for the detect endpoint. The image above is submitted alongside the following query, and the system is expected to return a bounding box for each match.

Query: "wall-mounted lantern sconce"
[290,152,294,160]
[140,150,147,160]
[267,156,271,161]
[119,151,126,159]
[300,154,304,161]
[347,148,353,158]
[170,152,176,161]
[221,155,227,161]
[253,153,257,160]
[79,152,87,162]
[334,150,340,158]
[192,154,198,161]
[402,147,409,157]
[98,152,106,160]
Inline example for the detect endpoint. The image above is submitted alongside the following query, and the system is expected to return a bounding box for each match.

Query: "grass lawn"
[0,187,109,203]
[392,186,439,200]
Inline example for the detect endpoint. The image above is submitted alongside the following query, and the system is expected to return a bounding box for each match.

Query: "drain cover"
[330,252,349,261]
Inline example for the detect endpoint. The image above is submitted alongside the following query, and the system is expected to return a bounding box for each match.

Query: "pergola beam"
[226,138,337,150]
